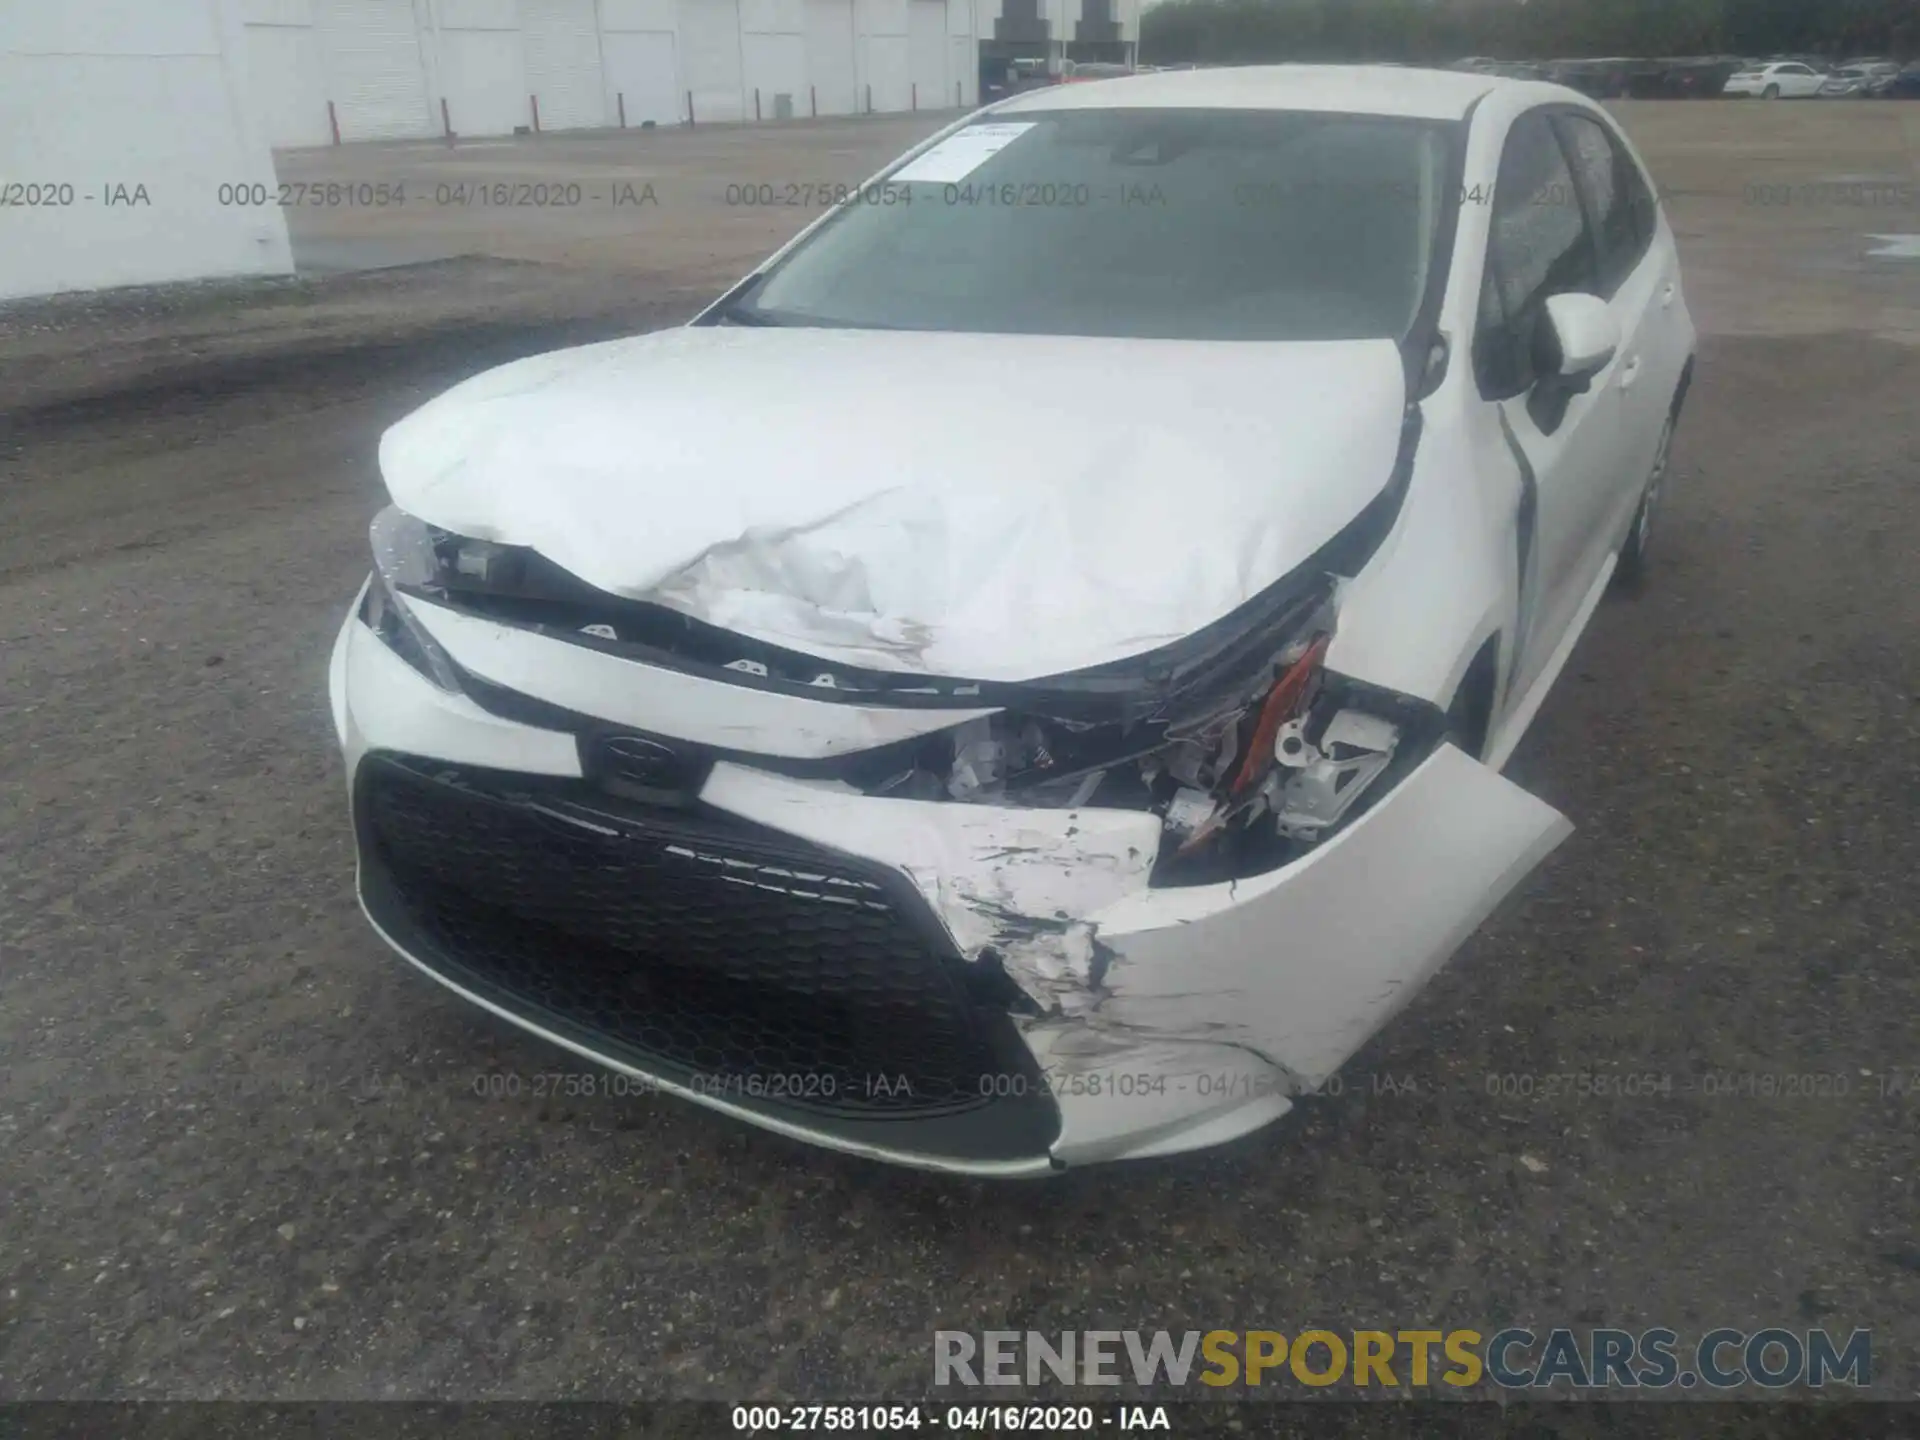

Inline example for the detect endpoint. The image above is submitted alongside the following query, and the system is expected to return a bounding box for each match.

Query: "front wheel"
[1615,416,1674,590]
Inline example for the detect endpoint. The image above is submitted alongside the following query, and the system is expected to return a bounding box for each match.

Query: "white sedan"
[1722,61,1827,98]
[329,66,1695,1174]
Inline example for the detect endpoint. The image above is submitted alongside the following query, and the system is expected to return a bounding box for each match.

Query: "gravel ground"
[2,105,1919,1411]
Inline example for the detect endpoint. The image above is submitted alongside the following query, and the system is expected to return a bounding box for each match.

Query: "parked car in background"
[981,57,1059,102]
[1891,62,1920,98]
[1819,66,1874,98]
[1059,60,1134,84]
[1850,61,1903,96]
[1547,59,1626,99]
[1723,61,1826,98]
[1653,57,1742,98]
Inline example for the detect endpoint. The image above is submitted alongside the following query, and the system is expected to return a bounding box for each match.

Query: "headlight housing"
[857,602,1447,887]
[362,507,463,692]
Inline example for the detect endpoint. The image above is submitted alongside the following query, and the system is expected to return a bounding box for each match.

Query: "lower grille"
[355,754,1058,1160]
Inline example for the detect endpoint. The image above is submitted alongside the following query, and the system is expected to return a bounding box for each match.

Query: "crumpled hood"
[379,326,1408,682]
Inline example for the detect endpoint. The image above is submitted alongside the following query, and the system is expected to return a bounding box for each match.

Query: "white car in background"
[329,66,1696,1174]
[1818,67,1871,98]
[1723,60,1826,97]
[1822,62,1900,98]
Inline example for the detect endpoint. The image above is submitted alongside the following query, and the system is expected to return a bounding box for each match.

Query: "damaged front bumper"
[329,589,1571,1175]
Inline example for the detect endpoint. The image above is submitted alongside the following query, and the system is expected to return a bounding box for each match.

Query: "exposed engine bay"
[379,511,1447,888]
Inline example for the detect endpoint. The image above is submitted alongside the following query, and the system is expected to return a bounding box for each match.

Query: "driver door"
[1783,63,1824,97]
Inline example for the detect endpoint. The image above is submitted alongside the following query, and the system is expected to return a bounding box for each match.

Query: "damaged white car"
[328,66,1694,1174]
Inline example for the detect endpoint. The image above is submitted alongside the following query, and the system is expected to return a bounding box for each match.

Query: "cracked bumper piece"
[331,609,1572,1175]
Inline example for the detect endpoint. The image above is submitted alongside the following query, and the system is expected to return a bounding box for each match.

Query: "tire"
[1763,84,1781,99]
[1615,415,1674,590]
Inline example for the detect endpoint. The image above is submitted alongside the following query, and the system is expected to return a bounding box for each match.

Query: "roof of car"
[993,64,1506,121]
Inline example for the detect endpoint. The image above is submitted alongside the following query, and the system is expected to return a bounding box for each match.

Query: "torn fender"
[702,744,1568,1075]
[1083,743,1572,1089]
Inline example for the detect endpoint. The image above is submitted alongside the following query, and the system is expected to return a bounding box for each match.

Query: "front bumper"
[329,593,1571,1174]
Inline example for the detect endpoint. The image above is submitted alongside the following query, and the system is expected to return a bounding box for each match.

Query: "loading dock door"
[907,0,945,108]
[681,0,746,122]
[601,30,680,125]
[804,0,857,115]
[522,0,608,131]
[314,0,433,140]
[946,36,971,107]
[863,35,909,111]
[437,25,527,137]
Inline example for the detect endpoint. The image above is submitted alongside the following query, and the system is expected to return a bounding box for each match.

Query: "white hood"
[379,326,1407,683]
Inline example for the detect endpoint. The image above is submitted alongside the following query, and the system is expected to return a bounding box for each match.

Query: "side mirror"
[1538,292,1620,384]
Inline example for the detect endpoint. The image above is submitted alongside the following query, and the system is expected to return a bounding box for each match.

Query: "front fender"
[1326,396,1518,714]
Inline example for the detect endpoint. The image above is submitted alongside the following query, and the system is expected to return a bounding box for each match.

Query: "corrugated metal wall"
[856,0,909,111]
[680,0,746,121]
[312,0,431,139]
[521,0,606,130]
[601,29,680,123]
[437,23,526,135]
[601,0,681,124]
[243,0,984,145]
[906,0,944,108]
[802,0,856,114]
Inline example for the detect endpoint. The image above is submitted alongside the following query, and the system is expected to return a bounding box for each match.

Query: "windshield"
[727,109,1457,342]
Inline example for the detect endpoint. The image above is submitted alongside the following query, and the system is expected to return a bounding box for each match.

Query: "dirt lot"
[3,102,1920,1407]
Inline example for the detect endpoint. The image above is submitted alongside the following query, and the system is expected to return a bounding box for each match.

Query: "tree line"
[1140,0,1920,66]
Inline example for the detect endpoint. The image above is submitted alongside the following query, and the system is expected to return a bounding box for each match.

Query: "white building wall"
[236,0,977,143]
[802,0,856,114]
[433,0,529,138]
[679,0,746,121]
[242,0,333,145]
[906,0,945,108]
[601,0,681,125]
[946,0,974,108]
[312,0,434,139]
[855,0,909,112]
[522,0,607,130]
[741,0,804,119]
[0,0,294,301]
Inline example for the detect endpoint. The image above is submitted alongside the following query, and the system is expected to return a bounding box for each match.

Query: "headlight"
[362,506,463,692]
[862,598,1443,887]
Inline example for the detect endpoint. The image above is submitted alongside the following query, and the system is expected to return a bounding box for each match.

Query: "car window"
[1474,110,1600,399]
[1556,112,1651,295]
[737,110,1455,341]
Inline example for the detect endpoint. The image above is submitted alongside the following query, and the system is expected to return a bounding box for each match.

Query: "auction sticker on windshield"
[890,122,1038,184]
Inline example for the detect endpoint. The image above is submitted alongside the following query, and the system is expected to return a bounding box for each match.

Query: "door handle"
[1618,356,1641,392]
[1661,282,1676,308]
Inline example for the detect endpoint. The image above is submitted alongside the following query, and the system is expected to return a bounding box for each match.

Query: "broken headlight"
[361,506,463,692]
[1148,667,1446,884]
[864,596,1440,884]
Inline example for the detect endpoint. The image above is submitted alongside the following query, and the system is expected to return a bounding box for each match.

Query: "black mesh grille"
[355,754,1058,1157]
